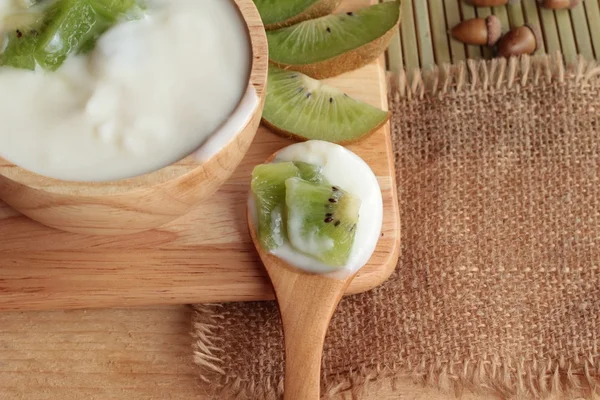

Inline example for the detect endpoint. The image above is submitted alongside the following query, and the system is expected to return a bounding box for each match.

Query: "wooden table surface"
[0,305,490,400]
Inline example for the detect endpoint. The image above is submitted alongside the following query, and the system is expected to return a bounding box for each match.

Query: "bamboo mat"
[384,0,600,72]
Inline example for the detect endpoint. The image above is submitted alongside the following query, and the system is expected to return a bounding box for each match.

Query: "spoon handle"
[270,271,351,400]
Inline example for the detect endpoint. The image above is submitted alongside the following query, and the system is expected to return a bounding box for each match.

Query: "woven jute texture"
[191,53,600,400]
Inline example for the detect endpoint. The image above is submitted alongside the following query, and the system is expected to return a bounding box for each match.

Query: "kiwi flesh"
[285,177,360,267]
[254,0,341,30]
[293,161,328,184]
[1,0,138,71]
[266,1,401,79]
[251,161,301,251]
[262,67,390,143]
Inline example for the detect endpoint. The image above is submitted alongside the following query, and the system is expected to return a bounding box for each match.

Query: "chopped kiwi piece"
[285,177,360,267]
[294,161,328,184]
[266,1,401,79]
[262,67,390,143]
[35,0,137,70]
[1,0,139,71]
[1,29,40,70]
[253,0,340,30]
[251,162,300,251]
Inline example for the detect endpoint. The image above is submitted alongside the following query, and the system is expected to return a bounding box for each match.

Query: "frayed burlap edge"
[191,52,600,400]
[389,51,600,101]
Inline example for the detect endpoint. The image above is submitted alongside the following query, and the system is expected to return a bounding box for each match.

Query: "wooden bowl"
[0,0,268,236]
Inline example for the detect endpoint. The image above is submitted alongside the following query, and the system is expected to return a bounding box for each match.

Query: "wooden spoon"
[248,205,358,400]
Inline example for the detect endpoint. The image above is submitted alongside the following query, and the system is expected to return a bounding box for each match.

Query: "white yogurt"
[249,140,384,277]
[0,0,251,182]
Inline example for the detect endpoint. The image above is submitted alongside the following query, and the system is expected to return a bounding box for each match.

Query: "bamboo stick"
[429,0,451,65]
[400,0,421,69]
[569,2,594,61]
[584,0,600,59]
[414,0,436,68]
[384,0,404,72]
[554,8,577,63]
[538,4,561,55]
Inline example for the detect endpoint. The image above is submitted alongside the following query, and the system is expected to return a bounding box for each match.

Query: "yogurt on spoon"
[248,140,384,277]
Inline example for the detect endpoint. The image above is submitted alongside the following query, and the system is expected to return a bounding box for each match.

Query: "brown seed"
[536,0,580,9]
[450,16,502,46]
[463,0,510,6]
[496,24,542,58]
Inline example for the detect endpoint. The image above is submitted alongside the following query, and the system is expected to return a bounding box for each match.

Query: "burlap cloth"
[191,53,600,399]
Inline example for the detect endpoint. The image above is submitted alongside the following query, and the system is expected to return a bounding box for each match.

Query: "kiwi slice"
[285,177,360,267]
[1,0,138,71]
[262,67,390,143]
[251,161,301,251]
[253,0,341,30]
[266,1,401,79]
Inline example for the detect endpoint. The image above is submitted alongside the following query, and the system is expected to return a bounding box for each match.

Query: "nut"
[450,16,502,46]
[536,0,580,9]
[496,24,542,58]
[463,0,511,6]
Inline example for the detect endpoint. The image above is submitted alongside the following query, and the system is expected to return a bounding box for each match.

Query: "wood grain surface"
[0,0,269,235]
[0,2,400,311]
[0,306,499,400]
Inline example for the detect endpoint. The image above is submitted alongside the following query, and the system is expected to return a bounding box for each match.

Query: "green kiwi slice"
[253,0,340,30]
[285,177,360,267]
[266,1,401,79]
[262,67,390,143]
[1,0,138,71]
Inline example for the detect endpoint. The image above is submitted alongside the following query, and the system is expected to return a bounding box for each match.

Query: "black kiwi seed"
[325,213,333,217]
[334,221,341,227]
[306,92,312,99]
[324,217,334,223]
[328,198,337,203]
[16,29,23,38]
[347,12,355,16]
[326,27,331,33]
[329,98,333,103]
[332,186,339,191]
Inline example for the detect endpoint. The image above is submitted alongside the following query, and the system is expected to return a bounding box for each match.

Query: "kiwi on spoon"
[253,0,341,30]
[266,0,401,79]
[262,67,390,144]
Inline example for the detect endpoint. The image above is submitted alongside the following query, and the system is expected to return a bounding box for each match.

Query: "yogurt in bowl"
[0,0,268,235]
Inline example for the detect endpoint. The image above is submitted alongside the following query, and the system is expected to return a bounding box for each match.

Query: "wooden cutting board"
[0,1,400,311]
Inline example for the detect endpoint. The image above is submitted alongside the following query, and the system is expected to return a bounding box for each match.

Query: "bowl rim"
[0,0,268,196]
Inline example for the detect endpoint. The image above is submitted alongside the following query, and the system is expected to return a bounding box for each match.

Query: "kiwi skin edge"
[264,0,342,31]
[261,110,391,145]
[269,5,401,80]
